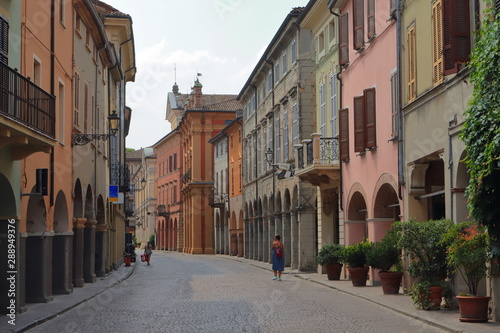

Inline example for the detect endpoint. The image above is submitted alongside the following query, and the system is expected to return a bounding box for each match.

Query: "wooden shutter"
[442,0,471,75]
[353,96,365,152]
[364,88,376,149]
[353,0,365,50]
[0,16,8,64]
[368,0,376,39]
[339,13,349,65]
[432,0,444,85]
[391,72,399,137]
[407,26,417,102]
[339,108,349,161]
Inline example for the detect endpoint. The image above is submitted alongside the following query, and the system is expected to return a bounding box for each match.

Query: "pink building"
[331,0,401,279]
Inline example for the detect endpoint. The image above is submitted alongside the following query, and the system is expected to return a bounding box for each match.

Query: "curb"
[10,263,136,333]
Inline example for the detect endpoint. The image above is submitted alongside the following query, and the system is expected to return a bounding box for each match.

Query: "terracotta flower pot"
[456,296,490,322]
[348,266,369,286]
[124,257,131,266]
[429,286,442,308]
[378,271,403,294]
[324,263,343,280]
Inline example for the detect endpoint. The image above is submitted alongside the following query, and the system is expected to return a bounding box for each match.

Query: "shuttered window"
[292,103,299,145]
[330,75,337,138]
[320,83,326,137]
[368,0,376,39]
[353,0,365,50]
[339,108,349,161]
[275,113,280,163]
[407,25,417,102]
[432,0,444,85]
[283,106,289,161]
[442,0,470,75]
[364,88,376,149]
[339,13,349,65]
[353,95,365,152]
[391,71,399,137]
[0,16,8,64]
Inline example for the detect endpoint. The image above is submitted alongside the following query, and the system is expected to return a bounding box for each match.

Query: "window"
[59,0,65,25]
[263,124,267,172]
[86,29,91,52]
[267,71,273,92]
[169,156,173,172]
[74,72,79,126]
[282,52,287,74]
[353,0,365,50]
[173,185,177,203]
[257,129,261,175]
[330,75,338,138]
[320,83,326,137]
[75,15,82,38]
[291,40,297,64]
[339,108,349,161]
[353,88,377,152]
[33,57,42,86]
[407,25,417,102]
[283,106,289,161]
[391,71,399,137]
[432,0,444,85]
[292,103,299,145]
[84,83,88,132]
[275,113,280,163]
[174,153,177,170]
[318,31,325,54]
[58,81,65,142]
[339,13,349,65]
[0,15,9,64]
[442,0,470,75]
[368,0,376,39]
[268,119,273,161]
[274,62,280,83]
[328,20,335,44]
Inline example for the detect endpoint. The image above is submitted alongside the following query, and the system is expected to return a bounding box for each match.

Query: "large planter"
[378,271,403,294]
[324,263,343,280]
[348,266,369,286]
[124,257,131,267]
[429,286,442,308]
[456,296,490,322]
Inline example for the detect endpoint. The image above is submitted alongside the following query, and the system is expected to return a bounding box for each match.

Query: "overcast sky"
[103,0,308,150]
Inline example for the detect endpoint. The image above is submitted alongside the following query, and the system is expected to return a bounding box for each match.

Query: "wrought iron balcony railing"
[111,164,130,192]
[296,135,340,170]
[320,137,340,164]
[209,190,226,208]
[0,62,55,137]
[157,204,169,217]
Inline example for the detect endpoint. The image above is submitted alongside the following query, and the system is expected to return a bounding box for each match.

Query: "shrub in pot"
[342,240,372,286]
[317,243,344,280]
[366,229,403,294]
[443,221,491,322]
[397,218,454,309]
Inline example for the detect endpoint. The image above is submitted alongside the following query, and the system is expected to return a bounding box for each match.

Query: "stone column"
[291,210,299,269]
[244,219,250,259]
[257,217,263,261]
[26,232,54,303]
[95,224,108,278]
[72,218,86,287]
[283,212,291,267]
[52,232,73,294]
[298,207,317,272]
[83,219,96,283]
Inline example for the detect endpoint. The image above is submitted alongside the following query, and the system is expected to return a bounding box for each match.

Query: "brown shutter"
[368,0,375,39]
[353,0,365,50]
[353,96,365,152]
[442,0,471,75]
[339,108,349,161]
[339,13,349,65]
[407,26,417,102]
[0,16,8,64]
[364,88,376,149]
[432,0,444,85]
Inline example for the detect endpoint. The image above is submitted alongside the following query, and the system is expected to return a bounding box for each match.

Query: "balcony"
[157,204,170,217]
[294,134,341,186]
[209,189,226,208]
[111,164,130,192]
[0,62,56,159]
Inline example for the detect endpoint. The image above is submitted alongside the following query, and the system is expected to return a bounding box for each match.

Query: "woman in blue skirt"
[271,235,285,280]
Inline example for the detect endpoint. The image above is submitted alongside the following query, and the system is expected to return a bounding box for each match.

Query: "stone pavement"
[1,263,136,333]
[221,254,500,333]
[2,252,500,333]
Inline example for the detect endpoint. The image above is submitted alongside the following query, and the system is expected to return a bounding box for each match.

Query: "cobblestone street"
[25,252,446,333]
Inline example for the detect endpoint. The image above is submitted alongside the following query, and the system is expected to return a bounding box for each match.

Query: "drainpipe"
[50,0,55,207]
[336,70,343,211]
[396,0,404,201]
[448,115,457,221]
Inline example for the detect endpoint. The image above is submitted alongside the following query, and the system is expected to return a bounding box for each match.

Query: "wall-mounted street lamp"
[265,148,275,167]
[73,110,120,146]
[128,177,146,194]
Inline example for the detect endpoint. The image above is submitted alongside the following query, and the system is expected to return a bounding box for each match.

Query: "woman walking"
[143,242,153,265]
[271,235,285,280]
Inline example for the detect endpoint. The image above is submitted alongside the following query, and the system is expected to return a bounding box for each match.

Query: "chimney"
[193,79,202,109]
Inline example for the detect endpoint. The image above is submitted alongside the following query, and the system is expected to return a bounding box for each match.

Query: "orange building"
[175,79,241,254]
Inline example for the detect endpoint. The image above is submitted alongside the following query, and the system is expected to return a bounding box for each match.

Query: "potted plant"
[444,221,491,322]
[317,243,344,280]
[366,229,403,294]
[397,218,454,309]
[342,240,372,286]
[149,235,156,249]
